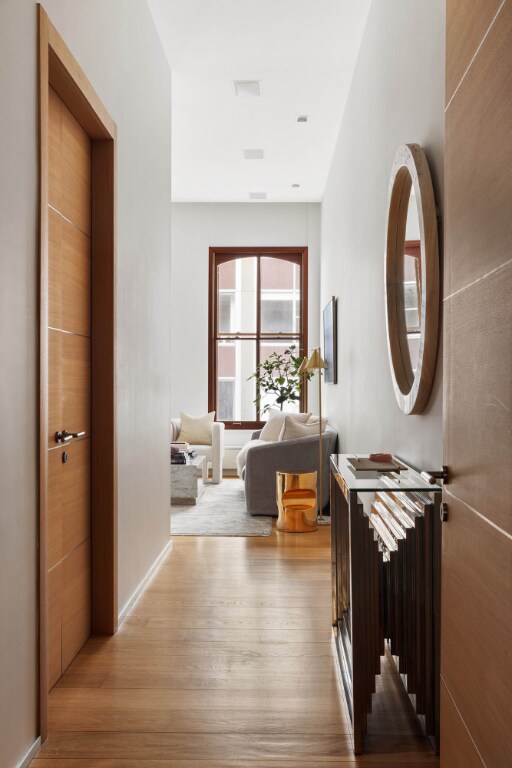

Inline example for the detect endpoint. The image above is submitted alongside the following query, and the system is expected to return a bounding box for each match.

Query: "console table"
[330,454,442,754]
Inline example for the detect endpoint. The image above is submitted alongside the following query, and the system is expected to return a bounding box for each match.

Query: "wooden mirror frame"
[385,144,439,415]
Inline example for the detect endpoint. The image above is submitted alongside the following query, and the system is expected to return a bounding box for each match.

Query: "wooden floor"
[33,524,439,767]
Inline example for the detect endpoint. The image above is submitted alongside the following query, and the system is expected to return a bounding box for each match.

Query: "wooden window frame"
[208,246,308,430]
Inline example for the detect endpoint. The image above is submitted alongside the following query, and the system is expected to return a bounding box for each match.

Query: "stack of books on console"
[347,454,406,478]
[171,441,189,465]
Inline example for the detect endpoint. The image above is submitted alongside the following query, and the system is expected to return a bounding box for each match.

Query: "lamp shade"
[305,348,327,371]
[297,356,310,374]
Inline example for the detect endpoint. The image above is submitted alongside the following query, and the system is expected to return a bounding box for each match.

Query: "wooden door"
[442,1,512,766]
[47,85,92,689]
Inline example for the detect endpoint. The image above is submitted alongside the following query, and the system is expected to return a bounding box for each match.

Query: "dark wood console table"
[330,454,442,754]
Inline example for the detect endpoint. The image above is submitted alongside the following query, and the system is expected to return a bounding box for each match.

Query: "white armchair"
[171,418,225,484]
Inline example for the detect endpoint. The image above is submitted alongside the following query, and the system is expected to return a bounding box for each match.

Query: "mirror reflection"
[403,189,421,374]
[385,143,439,415]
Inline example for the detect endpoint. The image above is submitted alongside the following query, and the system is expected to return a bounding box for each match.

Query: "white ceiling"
[147,0,370,202]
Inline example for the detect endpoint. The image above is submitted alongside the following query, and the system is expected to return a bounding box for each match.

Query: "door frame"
[38,4,118,740]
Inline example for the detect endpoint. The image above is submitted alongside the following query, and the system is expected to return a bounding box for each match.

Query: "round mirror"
[385,144,439,415]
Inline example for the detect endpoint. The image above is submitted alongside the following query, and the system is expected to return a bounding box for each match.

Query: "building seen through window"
[210,249,307,427]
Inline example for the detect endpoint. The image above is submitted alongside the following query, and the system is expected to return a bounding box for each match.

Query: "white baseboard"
[15,738,41,768]
[118,540,172,624]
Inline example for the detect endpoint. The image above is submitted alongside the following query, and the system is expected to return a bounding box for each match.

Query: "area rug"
[170,479,273,536]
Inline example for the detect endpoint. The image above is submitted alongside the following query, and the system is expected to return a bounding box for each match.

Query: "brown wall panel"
[49,84,91,237]
[47,449,63,570]
[48,209,62,331]
[441,494,512,768]
[48,330,91,446]
[61,538,91,672]
[61,222,91,336]
[60,102,91,236]
[445,0,512,298]
[446,0,504,104]
[440,681,484,768]
[48,208,91,336]
[48,441,91,570]
[47,565,62,691]
[61,438,91,556]
[62,333,91,437]
[444,262,512,534]
[48,86,62,213]
[48,330,62,447]
[443,4,512,765]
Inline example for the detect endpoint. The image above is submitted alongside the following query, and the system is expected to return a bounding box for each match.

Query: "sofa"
[240,424,337,516]
[171,417,225,484]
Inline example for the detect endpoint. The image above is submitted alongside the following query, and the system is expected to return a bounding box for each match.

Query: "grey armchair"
[244,425,337,516]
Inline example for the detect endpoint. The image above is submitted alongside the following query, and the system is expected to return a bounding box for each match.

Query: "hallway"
[32,527,438,766]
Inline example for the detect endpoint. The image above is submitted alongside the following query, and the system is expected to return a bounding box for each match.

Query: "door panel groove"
[48,203,93,239]
[48,327,91,339]
[444,487,512,542]
[48,439,88,453]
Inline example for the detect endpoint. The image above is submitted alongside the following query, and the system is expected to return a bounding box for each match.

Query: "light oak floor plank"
[33,523,438,766]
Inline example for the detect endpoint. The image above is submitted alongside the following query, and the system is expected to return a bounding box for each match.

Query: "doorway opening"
[38,4,117,740]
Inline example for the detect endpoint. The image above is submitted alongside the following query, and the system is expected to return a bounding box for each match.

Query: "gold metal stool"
[276,471,318,533]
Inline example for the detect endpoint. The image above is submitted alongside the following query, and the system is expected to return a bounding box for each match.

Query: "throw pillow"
[278,415,327,441]
[259,409,311,442]
[307,415,328,429]
[178,411,215,445]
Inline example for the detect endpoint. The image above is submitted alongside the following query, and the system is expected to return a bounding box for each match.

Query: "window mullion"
[256,254,261,422]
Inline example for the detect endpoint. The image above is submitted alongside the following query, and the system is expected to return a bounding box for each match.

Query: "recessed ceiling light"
[249,192,267,200]
[292,183,300,188]
[297,115,308,123]
[234,80,261,97]
[243,148,264,160]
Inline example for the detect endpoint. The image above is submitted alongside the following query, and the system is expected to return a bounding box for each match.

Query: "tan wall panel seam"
[444,488,512,541]
[441,677,488,768]
[445,0,507,113]
[443,256,512,302]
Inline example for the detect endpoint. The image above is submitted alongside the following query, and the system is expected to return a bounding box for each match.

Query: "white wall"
[0,2,172,765]
[0,7,39,764]
[170,202,321,452]
[321,0,445,469]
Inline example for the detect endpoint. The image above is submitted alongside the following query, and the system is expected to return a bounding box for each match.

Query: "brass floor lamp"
[301,348,329,525]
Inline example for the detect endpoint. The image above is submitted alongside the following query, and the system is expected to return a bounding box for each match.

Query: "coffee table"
[171,455,207,505]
